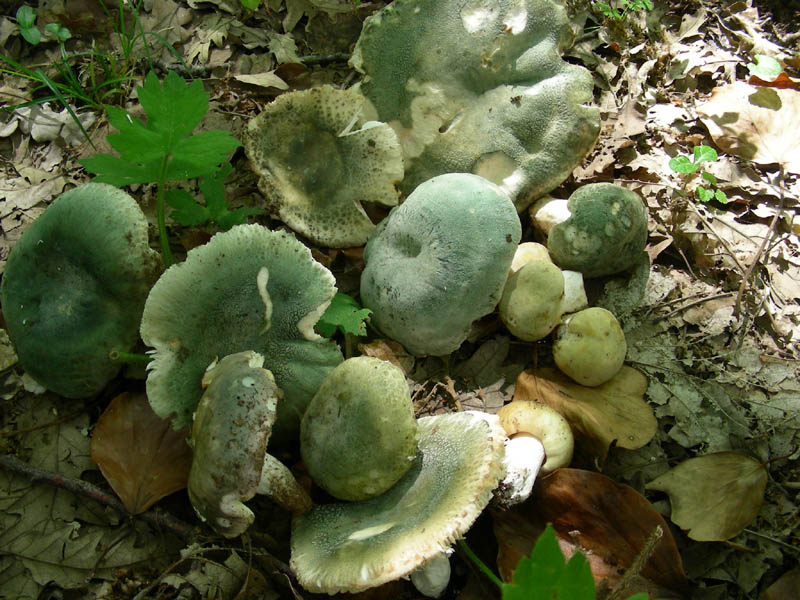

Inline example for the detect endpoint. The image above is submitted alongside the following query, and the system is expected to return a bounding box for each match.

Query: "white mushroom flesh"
[410,552,452,598]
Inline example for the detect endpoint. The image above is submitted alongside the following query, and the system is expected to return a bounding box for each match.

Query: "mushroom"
[300,356,418,501]
[350,0,600,209]
[189,351,311,538]
[495,401,574,506]
[140,224,343,440]
[360,173,521,356]
[244,85,403,248]
[552,307,627,387]
[290,411,506,594]
[543,183,648,278]
[0,183,160,398]
[509,242,553,272]
[498,260,565,342]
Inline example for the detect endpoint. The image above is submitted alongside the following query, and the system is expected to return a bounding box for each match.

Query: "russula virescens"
[300,356,418,501]
[189,351,311,537]
[244,85,403,248]
[553,307,627,387]
[541,183,648,278]
[290,411,506,595]
[360,173,521,355]
[140,224,342,440]
[0,182,160,398]
[350,0,600,209]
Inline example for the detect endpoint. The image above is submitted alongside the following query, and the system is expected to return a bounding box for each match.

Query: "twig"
[298,52,351,66]
[0,454,194,541]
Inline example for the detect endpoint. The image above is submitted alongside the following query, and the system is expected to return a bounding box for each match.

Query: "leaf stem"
[457,538,504,590]
[156,157,174,267]
[109,350,152,364]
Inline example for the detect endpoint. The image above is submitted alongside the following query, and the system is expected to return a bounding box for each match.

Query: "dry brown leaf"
[763,567,800,600]
[91,391,192,514]
[513,367,656,460]
[645,451,767,542]
[357,339,415,375]
[697,81,800,174]
[493,468,688,598]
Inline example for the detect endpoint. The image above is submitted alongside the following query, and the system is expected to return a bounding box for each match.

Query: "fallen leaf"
[513,367,657,460]
[763,567,800,600]
[697,81,800,174]
[91,391,192,514]
[493,468,688,598]
[645,451,767,541]
[358,339,415,375]
[234,72,289,90]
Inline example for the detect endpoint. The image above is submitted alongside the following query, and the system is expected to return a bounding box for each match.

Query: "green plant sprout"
[668,145,728,204]
[316,293,372,337]
[593,0,653,20]
[15,5,72,46]
[165,163,263,230]
[746,55,783,81]
[79,71,242,267]
[459,525,654,600]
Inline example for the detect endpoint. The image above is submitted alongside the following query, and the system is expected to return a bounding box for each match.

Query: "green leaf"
[16,5,36,29]
[43,22,71,42]
[241,0,261,8]
[668,155,698,174]
[747,55,783,81]
[501,524,596,600]
[136,71,209,145]
[216,207,263,230]
[165,189,210,226]
[79,153,163,186]
[166,130,242,181]
[701,171,717,185]
[693,145,718,164]
[714,189,728,204]
[105,106,170,162]
[20,26,41,45]
[316,293,372,337]
[696,186,714,202]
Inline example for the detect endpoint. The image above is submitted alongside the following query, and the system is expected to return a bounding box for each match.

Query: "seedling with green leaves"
[460,524,654,600]
[668,145,728,204]
[16,5,71,46]
[80,71,243,266]
[594,0,653,21]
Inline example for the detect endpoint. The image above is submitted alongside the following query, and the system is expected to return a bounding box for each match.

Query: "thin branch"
[0,454,194,541]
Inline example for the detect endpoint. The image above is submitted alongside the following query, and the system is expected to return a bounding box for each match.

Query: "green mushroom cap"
[350,0,600,209]
[291,411,507,594]
[360,173,521,356]
[140,224,342,440]
[0,183,160,398]
[301,356,418,501]
[547,184,648,278]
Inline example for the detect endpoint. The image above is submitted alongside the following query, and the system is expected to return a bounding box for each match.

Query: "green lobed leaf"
[105,106,170,162]
[696,186,713,202]
[316,293,372,337]
[714,189,728,204]
[79,153,163,186]
[668,155,698,174]
[165,189,210,226]
[165,130,242,181]
[502,524,596,600]
[136,71,209,145]
[701,171,717,185]
[693,145,718,164]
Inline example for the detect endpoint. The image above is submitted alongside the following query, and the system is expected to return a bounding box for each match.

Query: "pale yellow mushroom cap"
[497,401,573,473]
[553,307,627,386]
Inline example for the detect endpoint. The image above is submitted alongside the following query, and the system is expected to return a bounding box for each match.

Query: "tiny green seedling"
[16,5,71,46]
[165,163,262,230]
[316,293,372,337]
[746,55,783,81]
[594,0,653,21]
[460,524,655,600]
[668,145,728,204]
[80,71,242,266]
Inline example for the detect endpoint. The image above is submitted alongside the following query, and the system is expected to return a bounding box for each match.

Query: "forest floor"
[0,0,799,599]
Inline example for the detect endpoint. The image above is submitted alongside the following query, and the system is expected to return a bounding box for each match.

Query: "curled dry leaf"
[513,367,657,460]
[763,567,800,600]
[697,81,800,174]
[492,468,688,598]
[645,451,767,542]
[91,391,192,514]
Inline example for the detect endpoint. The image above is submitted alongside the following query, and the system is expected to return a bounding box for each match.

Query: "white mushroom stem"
[410,552,451,598]
[257,454,312,516]
[496,433,546,507]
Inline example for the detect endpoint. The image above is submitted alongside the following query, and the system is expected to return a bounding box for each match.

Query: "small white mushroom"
[410,552,451,598]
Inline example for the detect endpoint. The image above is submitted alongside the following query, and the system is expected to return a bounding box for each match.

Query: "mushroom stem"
[257,454,312,516]
[410,552,451,598]
[496,433,545,507]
